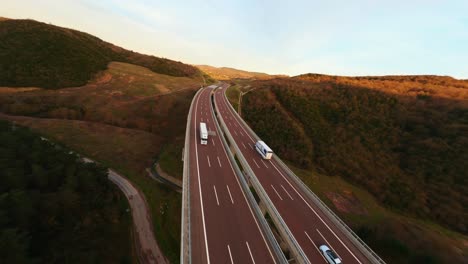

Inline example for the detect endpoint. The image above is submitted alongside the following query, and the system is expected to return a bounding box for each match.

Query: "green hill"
[0,19,204,89]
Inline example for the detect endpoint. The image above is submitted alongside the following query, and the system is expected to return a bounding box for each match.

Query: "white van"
[255,140,273,159]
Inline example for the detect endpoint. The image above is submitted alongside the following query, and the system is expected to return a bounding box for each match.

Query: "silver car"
[319,245,342,264]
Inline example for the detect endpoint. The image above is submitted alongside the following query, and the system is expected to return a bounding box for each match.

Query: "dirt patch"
[326,190,368,215]
[155,84,170,93]
[93,72,113,85]
[0,87,41,93]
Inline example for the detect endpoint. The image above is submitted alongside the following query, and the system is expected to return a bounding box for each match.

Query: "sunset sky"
[4,0,468,78]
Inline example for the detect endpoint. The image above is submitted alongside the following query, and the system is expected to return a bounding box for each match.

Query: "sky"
[3,0,468,78]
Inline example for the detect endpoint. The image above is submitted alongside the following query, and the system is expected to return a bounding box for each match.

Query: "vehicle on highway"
[319,245,342,264]
[255,140,273,159]
[200,122,208,145]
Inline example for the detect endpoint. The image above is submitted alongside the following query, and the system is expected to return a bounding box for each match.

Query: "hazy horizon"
[3,0,468,78]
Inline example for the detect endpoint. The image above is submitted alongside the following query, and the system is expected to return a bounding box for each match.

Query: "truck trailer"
[200,122,208,145]
[255,140,273,159]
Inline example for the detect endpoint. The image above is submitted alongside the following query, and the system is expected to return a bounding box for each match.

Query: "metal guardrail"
[181,88,204,264]
[214,89,309,264]
[209,89,288,264]
[221,89,386,264]
[274,157,386,264]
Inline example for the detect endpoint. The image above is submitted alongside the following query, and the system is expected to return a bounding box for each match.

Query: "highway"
[188,86,279,263]
[214,84,375,264]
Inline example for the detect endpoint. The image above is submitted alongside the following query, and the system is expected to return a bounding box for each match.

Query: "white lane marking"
[228,245,234,264]
[239,131,244,136]
[252,158,260,168]
[213,185,220,206]
[212,139,215,146]
[305,231,328,263]
[261,159,269,168]
[215,94,277,263]
[269,160,363,264]
[317,229,343,261]
[234,130,238,136]
[194,89,211,264]
[226,185,234,204]
[246,241,256,264]
[207,155,211,167]
[217,156,222,167]
[271,185,283,200]
[218,122,277,263]
[281,184,294,200]
[242,142,247,149]
[207,119,209,123]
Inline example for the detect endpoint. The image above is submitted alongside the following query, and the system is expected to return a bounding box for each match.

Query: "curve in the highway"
[214,84,381,264]
[188,86,281,264]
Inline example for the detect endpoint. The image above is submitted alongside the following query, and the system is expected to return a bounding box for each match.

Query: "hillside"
[237,75,468,263]
[196,64,286,80]
[0,19,206,89]
[0,120,131,262]
[0,17,203,264]
[0,60,199,263]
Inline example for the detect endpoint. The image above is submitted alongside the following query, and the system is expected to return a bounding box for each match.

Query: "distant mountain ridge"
[0,19,205,89]
[196,64,287,80]
[295,73,468,89]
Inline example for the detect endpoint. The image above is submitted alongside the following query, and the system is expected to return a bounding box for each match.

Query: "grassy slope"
[0,19,204,89]
[0,62,199,134]
[196,65,286,80]
[0,62,201,263]
[232,76,468,263]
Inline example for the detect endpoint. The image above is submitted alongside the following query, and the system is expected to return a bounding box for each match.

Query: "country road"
[81,157,168,264]
[108,170,168,264]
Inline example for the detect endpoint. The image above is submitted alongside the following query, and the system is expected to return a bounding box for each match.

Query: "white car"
[319,245,342,264]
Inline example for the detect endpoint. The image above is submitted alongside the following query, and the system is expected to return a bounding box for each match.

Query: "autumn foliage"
[243,75,468,235]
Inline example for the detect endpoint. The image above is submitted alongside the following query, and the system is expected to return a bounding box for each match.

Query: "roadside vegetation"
[225,84,242,111]
[0,120,131,263]
[240,75,468,263]
[0,107,185,263]
[157,138,185,180]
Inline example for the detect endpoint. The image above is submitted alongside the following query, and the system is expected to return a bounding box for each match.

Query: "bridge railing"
[221,88,386,264]
[181,88,204,264]
[214,89,309,264]
[209,89,288,264]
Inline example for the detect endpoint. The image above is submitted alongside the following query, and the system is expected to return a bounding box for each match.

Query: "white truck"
[255,140,273,159]
[199,122,208,145]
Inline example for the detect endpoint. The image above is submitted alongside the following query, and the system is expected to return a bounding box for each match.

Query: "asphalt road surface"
[215,84,373,264]
[189,86,278,264]
[108,169,168,264]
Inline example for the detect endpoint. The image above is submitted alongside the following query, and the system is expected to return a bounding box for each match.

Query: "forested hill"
[0,19,205,89]
[0,120,131,262]
[243,76,468,235]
